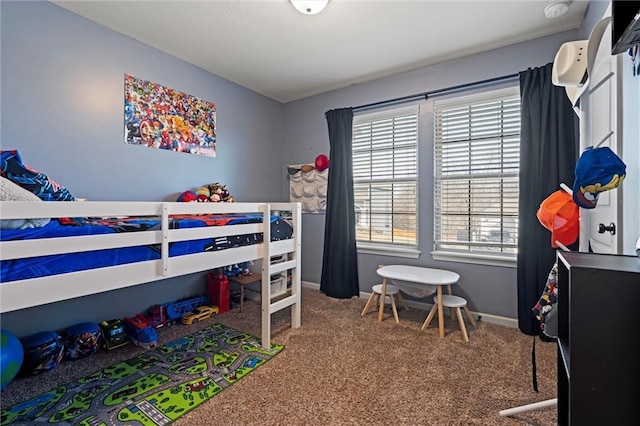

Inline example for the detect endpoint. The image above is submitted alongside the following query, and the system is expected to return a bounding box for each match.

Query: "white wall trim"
[472,312,518,328]
[359,290,517,328]
[431,251,517,268]
[300,281,518,328]
[302,280,320,290]
[301,281,518,328]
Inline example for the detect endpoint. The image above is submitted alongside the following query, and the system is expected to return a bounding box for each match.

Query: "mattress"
[0,213,293,283]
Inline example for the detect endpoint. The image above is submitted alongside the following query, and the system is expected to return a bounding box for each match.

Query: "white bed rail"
[0,201,301,348]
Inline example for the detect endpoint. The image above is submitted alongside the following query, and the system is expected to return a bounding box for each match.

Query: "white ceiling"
[50,0,590,103]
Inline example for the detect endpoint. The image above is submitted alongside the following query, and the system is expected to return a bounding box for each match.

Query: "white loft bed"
[0,201,301,349]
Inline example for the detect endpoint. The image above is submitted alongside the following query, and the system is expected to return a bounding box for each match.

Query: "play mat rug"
[1,324,283,425]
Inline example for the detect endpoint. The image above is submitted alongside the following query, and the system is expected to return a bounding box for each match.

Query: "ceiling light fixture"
[290,0,329,15]
[544,1,570,19]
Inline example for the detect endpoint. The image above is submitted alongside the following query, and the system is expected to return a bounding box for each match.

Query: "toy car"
[181,305,219,325]
[100,319,129,351]
[123,319,158,349]
[123,315,150,330]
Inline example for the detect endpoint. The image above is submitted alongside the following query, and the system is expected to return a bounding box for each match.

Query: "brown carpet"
[1,287,557,425]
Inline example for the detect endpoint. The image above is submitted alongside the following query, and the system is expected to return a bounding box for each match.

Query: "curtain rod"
[353,72,519,112]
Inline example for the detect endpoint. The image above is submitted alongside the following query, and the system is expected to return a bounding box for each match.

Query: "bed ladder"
[260,203,301,349]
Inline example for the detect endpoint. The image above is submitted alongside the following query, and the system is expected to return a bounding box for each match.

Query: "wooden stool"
[422,295,477,342]
[228,274,261,313]
[361,283,408,323]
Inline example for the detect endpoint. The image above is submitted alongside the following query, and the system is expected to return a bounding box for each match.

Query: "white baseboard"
[473,313,518,328]
[302,280,320,290]
[301,281,518,328]
[386,295,517,328]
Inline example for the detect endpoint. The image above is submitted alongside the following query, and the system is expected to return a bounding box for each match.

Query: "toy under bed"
[0,201,302,348]
[0,213,293,283]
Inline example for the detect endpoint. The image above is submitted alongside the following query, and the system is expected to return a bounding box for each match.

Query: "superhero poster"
[124,73,217,157]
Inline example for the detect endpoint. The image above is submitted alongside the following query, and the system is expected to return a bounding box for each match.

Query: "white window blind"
[434,87,520,259]
[353,106,418,247]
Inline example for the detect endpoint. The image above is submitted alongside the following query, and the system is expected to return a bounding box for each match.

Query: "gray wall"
[282,30,583,320]
[2,0,635,336]
[0,1,286,336]
[1,1,284,203]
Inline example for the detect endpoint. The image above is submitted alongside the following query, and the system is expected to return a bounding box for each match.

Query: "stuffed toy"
[205,182,235,202]
[223,262,252,277]
[195,186,210,202]
[176,191,197,202]
[178,183,236,203]
[218,184,235,202]
[239,261,251,275]
[220,185,230,200]
[208,183,223,202]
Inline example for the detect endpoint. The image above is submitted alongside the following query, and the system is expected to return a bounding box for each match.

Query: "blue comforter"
[0,214,292,282]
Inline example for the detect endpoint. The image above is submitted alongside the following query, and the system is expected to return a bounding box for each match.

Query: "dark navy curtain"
[517,63,579,335]
[320,108,360,299]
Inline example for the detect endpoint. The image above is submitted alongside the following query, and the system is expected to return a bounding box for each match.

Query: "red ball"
[315,154,329,172]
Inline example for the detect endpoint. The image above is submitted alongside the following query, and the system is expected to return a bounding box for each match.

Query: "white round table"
[377,265,460,338]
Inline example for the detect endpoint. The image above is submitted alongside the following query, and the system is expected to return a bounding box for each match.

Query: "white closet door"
[582,23,622,254]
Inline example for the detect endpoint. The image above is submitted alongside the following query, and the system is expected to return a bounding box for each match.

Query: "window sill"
[357,243,421,259]
[431,251,516,268]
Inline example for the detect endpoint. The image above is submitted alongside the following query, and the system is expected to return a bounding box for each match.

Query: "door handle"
[597,222,616,235]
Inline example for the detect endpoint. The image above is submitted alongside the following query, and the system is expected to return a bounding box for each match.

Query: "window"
[433,87,520,264]
[352,106,418,252]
